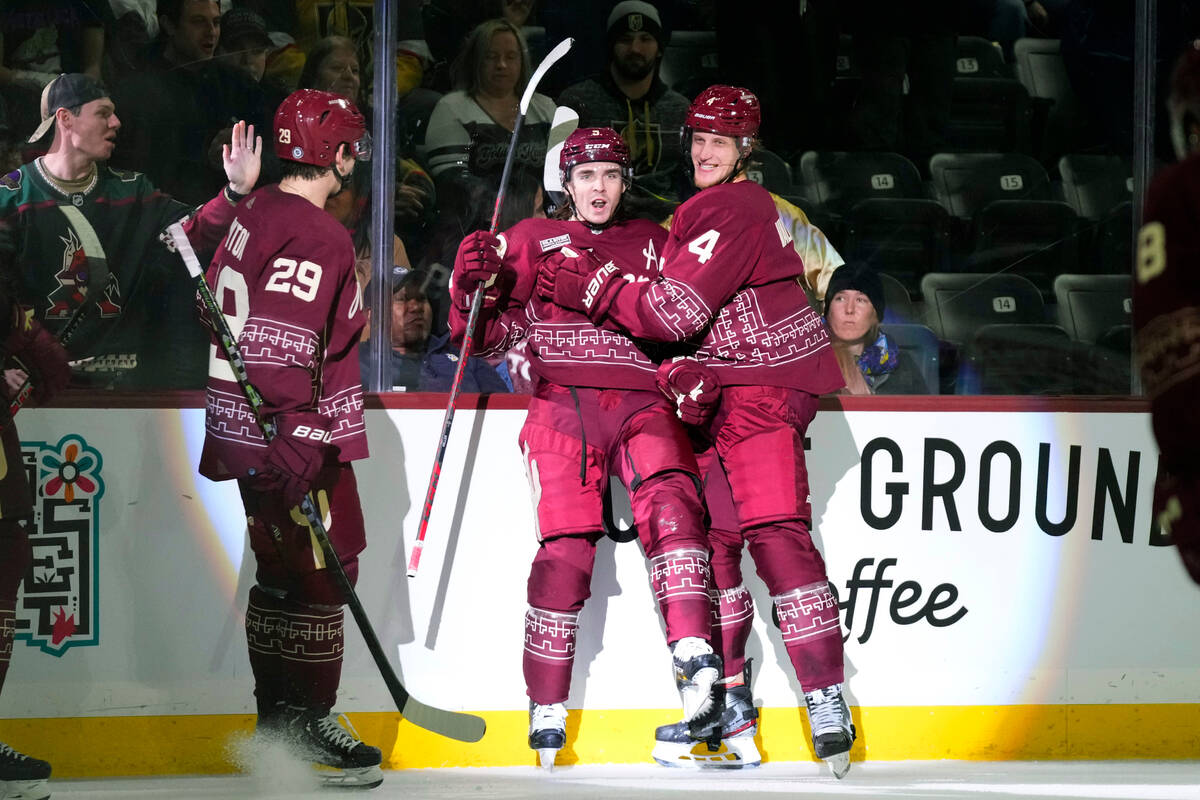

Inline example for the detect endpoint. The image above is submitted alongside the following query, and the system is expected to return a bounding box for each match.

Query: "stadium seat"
[659,30,719,97]
[746,148,793,194]
[1053,273,1132,343]
[879,272,917,324]
[835,33,857,78]
[956,323,1077,395]
[1058,154,1133,219]
[881,323,940,394]
[945,78,1032,153]
[1095,200,1134,274]
[919,272,1045,344]
[1013,38,1072,104]
[843,198,954,295]
[795,151,925,215]
[955,36,1010,79]
[929,152,1052,219]
[966,199,1082,296]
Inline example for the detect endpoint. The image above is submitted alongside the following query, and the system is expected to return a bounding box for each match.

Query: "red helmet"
[274,89,371,167]
[559,127,632,185]
[685,84,761,139]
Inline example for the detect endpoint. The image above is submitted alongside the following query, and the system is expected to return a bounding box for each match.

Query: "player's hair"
[299,36,361,101]
[450,18,532,96]
[278,159,335,181]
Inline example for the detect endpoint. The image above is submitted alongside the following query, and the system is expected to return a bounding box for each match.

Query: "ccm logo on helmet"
[288,424,333,444]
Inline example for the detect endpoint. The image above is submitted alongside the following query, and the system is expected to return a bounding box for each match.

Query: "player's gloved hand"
[535,246,624,321]
[255,412,332,508]
[451,230,506,311]
[1154,470,1200,586]
[3,307,70,405]
[656,357,720,426]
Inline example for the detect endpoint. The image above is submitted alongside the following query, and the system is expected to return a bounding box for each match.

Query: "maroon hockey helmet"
[559,127,632,186]
[274,89,371,167]
[685,84,761,140]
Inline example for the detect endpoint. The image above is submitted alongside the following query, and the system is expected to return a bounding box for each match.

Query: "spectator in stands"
[422,0,538,92]
[558,1,690,202]
[109,0,266,204]
[824,263,925,395]
[0,73,260,390]
[362,268,510,393]
[215,7,276,85]
[0,0,108,141]
[419,19,554,187]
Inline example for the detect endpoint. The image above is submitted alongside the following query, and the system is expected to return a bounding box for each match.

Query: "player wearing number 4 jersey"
[448,127,722,770]
[197,89,383,790]
[539,86,855,777]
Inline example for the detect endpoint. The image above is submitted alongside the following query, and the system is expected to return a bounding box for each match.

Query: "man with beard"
[362,267,508,393]
[558,1,690,201]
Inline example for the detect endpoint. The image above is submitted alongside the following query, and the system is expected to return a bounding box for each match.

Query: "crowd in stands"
[1,0,1197,396]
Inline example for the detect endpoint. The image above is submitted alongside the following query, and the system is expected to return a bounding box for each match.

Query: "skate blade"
[314,763,384,789]
[0,778,52,800]
[651,736,760,770]
[825,751,851,779]
[536,748,559,771]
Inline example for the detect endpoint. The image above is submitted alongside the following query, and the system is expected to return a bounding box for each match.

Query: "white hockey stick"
[408,37,574,579]
[543,105,580,194]
[168,222,486,744]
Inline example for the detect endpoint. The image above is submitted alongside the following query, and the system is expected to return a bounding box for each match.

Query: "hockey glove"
[536,246,624,322]
[656,357,721,426]
[1154,470,1200,586]
[256,412,332,508]
[451,230,507,312]
[3,307,70,405]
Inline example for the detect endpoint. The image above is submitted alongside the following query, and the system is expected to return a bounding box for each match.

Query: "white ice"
[44,761,1200,800]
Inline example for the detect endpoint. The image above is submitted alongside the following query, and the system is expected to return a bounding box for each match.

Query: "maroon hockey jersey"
[596,179,843,393]
[1134,153,1200,474]
[450,216,669,391]
[200,186,368,481]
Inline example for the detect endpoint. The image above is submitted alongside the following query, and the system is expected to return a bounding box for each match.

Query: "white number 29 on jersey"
[687,229,721,264]
[265,257,323,302]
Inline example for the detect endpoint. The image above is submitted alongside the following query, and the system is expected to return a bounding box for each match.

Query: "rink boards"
[2,394,1197,776]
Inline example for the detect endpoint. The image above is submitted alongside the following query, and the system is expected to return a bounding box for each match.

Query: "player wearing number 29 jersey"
[197,89,383,789]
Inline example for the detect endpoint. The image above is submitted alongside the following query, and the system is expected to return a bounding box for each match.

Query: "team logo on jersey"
[539,234,571,252]
[47,230,123,319]
[1,170,22,191]
[15,434,105,656]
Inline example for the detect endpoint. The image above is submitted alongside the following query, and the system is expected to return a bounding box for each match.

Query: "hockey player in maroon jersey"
[0,287,69,800]
[1135,43,1200,587]
[448,127,722,769]
[197,89,382,789]
[538,86,855,776]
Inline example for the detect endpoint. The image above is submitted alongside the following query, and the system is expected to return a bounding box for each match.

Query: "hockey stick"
[7,297,95,417]
[167,222,486,744]
[407,37,574,579]
[543,106,580,195]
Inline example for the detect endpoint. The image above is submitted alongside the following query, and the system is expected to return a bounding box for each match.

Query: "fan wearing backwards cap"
[446,127,723,769]
[0,73,261,390]
[538,86,857,776]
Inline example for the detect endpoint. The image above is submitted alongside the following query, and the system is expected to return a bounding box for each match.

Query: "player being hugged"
[196,89,382,790]
[449,127,722,769]
[538,86,856,777]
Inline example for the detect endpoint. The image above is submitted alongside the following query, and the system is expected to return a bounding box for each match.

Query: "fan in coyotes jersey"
[539,86,856,777]
[1134,43,1200,588]
[197,89,383,790]
[448,127,722,769]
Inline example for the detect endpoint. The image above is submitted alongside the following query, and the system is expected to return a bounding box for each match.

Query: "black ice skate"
[670,637,722,734]
[803,683,856,779]
[653,663,760,769]
[0,741,51,800]
[284,707,384,789]
[528,701,567,770]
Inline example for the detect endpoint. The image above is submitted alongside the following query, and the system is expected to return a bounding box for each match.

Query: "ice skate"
[528,702,567,770]
[670,637,722,733]
[653,662,759,769]
[0,741,51,800]
[803,683,855,779]
[284,707,383,789]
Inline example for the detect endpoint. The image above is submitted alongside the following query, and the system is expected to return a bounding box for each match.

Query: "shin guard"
[245,585,346,713]
[649,548,713,644]
[711,584,754,680]
[523,606,579,705]
[773,581,845,693]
